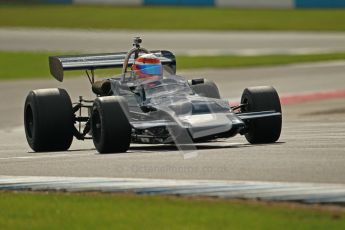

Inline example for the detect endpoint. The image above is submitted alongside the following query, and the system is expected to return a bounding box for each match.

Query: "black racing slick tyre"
[241,86,282,144]
[91,96,131,154]
[24,88,74,152]
[191,80,221,99]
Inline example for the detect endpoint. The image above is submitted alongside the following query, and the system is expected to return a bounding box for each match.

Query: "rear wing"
[49,50,176,82]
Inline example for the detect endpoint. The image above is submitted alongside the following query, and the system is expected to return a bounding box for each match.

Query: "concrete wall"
[216,0,294,8]
[144,0,214,6]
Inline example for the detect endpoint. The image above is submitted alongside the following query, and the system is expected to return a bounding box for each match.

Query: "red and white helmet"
[132,53,163,80]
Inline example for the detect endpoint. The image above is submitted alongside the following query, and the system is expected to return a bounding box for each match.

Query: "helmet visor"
[134,64,162,76]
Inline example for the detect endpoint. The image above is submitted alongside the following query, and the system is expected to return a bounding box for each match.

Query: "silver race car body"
[24,37,282,153]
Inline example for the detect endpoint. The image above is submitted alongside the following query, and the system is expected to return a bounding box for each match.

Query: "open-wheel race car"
[24,37,282,153]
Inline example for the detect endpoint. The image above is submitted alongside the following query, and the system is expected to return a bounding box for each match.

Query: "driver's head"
[132,53,162,81]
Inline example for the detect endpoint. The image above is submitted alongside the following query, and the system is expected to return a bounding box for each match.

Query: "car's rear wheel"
[24,88,74,152]
[91,96,131,153]
[241,86,282,144]
[190,79,221,99]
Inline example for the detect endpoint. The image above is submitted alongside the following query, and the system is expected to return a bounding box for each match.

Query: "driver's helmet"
[132,53,163,81]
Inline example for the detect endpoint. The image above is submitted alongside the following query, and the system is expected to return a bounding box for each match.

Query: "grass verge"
[0,5,345,31]
[1,51,345,80]
[177,53,345,69]
[0,191,344,229]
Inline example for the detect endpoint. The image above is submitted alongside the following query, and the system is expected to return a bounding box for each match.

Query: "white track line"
[0,153,93,161]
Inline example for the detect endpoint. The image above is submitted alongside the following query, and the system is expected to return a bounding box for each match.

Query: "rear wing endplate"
[49,50,176,82]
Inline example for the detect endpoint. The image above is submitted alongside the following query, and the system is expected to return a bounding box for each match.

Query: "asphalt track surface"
[0,61,344,184]
[1,28,345,55]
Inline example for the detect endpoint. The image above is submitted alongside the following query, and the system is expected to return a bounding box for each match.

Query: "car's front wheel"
[24,88,74,152]
[91,96,131,153]
[241,86,282,144]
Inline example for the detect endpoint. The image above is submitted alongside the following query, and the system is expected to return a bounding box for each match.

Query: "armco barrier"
[75,0,345,8]
[2,0,344,8]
